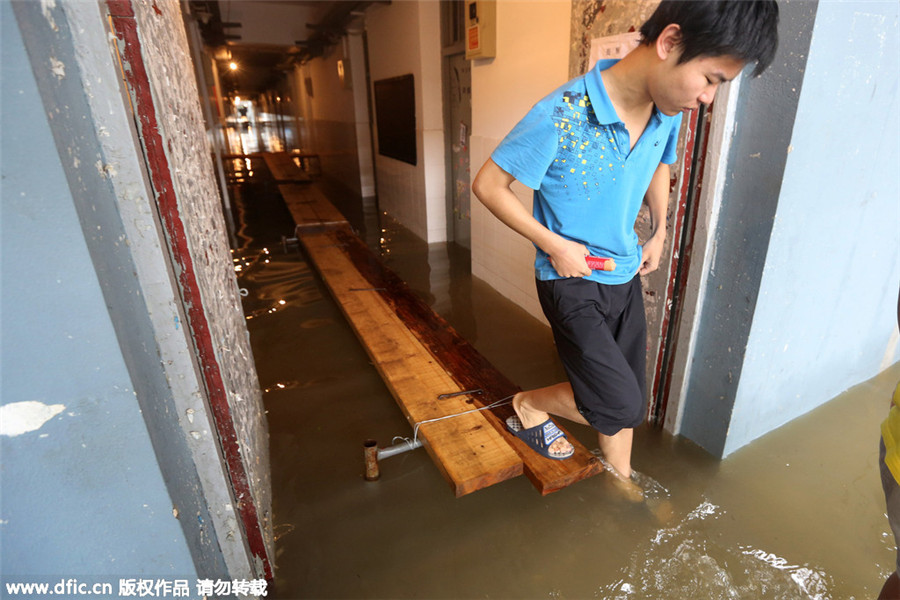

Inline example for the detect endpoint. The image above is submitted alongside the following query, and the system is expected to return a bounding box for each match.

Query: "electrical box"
[465,0,496,60]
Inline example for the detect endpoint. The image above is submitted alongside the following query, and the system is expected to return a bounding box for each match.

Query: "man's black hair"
[640,0,779,77]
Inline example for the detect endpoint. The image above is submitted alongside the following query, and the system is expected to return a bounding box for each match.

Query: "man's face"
[650,53,747,116]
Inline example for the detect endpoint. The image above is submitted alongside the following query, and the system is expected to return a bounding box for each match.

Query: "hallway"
[229,156,897,599]
[4,0,898,592]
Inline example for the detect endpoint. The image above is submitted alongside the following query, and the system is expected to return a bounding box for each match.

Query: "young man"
[472,1,779,481]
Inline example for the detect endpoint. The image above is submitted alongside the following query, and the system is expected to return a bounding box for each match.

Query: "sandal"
[506,415,574,460]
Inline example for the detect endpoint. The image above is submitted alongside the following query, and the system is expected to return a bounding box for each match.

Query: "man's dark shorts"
[536,276,646,436]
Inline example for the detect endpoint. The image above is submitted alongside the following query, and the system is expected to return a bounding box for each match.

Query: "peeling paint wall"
[125,0,273,564]
[568,0,657,78]
[7,0,273,581]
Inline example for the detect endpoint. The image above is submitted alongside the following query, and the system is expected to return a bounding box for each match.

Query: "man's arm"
[639,162,670,276]
[472,159,591,278]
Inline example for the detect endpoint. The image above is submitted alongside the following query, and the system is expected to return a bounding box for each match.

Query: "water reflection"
[234,249,322,320]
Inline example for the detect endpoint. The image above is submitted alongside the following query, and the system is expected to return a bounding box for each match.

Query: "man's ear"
[655,23,682,61]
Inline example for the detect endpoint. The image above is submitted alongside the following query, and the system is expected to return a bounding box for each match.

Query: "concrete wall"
[678,0,900,457]
[365,0,447,242]
[470,0,572,320]
[724,0,900,455]
[5,0,274,581]
[568,0,657,77]
[125,0,273,567]
[1,1,197,581]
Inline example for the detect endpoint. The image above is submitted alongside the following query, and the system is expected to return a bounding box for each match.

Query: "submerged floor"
[227,157,897,599]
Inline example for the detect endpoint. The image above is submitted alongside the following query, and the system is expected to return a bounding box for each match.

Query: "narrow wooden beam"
[264,152,312,182]
[279,183,348,231]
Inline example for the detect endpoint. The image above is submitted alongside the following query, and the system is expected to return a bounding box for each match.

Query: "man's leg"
[598,427,634,479]
[526,278,646,464]
[596,277,646,480]
[513,382,634,478]
[513,382,587,457]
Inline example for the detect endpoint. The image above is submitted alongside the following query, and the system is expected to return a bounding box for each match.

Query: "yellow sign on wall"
[465,0,496,60]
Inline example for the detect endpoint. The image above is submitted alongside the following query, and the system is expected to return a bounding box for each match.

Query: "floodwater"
[227,156,897,599]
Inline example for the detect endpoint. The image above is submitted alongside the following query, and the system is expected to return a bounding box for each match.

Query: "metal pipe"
[363,437,424,482]
[376,438,423,460]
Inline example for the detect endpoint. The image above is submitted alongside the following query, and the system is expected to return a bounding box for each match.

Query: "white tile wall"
[470,134,547,324]
[376,153,427,240]
[422,128,447,242]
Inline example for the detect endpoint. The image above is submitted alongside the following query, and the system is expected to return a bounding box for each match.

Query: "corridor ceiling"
[189,0,378,96]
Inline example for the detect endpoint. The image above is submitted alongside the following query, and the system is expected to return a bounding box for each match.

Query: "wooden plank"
[264,152,312,182]
[279,184,348,231]
[300,230,523,497]
[330,227,602,494]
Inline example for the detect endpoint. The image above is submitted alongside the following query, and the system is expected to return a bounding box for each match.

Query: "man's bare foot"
[512,392,574,458]
[605,464,645,503]
[591,451,643,502]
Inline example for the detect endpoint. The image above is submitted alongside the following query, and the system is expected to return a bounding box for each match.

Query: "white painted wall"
[724,1,900,455]
[348,32,376,198]
[366,0,447,242]
[305,38,364,197]
[470,0,573,321]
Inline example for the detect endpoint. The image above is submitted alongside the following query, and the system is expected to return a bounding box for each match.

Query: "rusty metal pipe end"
[363,439,380,481]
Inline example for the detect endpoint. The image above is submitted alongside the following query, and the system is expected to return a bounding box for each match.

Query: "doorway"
[442,0,472,248]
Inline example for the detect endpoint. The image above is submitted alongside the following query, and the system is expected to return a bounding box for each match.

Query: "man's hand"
[639,234,665,276]
[549,239,592,278]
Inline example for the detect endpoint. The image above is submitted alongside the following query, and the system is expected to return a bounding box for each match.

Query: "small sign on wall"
[588,31,641,71]
[467,25,481,53]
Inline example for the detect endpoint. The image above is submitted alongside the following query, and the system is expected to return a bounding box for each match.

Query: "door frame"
[657,78,746,434]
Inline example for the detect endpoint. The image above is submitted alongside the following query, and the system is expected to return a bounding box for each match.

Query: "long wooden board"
[328,227,602,494]
[279,183,348,231]
[301,230,522,496]
[264,152,312,182]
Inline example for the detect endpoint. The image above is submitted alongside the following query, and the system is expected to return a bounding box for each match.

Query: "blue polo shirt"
[491,59,682,284]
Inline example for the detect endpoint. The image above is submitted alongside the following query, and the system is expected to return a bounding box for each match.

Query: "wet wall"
[681,0,900,456]
[1,1,197,579]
